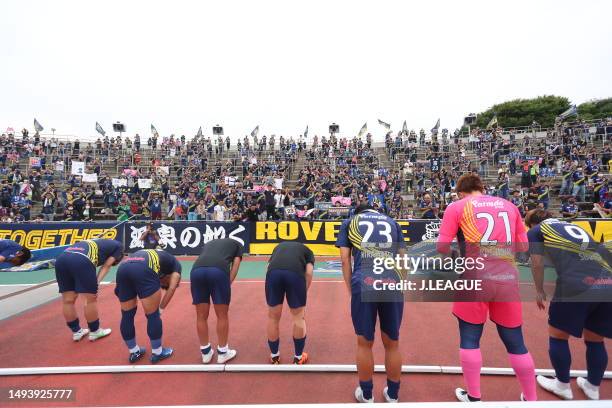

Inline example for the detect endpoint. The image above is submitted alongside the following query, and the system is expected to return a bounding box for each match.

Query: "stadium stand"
[0,118,610,223]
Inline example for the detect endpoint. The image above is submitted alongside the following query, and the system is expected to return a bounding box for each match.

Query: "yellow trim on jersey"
[348,215,364,250]
[84,240,99,266]
[460,202,482,243]
[144,249,161,274]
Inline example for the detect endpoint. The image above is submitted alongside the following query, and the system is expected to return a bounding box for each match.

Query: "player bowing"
[265,241,315,364]
[526,210,611,400]
[437,174,537,402]
[55,239,123,342]
[191,238,243,364]
[336,203,406,403]
[115,249,181,363]
[0,239,31,267]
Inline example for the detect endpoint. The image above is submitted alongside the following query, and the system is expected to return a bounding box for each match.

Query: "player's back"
[340,209,405,272]
[528,219,612,296]
[439,194,526,245]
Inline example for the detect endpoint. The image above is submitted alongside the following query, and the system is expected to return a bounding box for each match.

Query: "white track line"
[0,364,609,378]
[94,403,612,408]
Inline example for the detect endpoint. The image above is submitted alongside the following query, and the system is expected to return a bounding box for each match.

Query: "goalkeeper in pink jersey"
[437,174,537,402]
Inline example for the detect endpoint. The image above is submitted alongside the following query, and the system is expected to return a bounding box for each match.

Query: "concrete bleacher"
[3,120,610,220]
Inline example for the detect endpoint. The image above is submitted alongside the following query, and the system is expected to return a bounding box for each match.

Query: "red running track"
[0,281,610,405]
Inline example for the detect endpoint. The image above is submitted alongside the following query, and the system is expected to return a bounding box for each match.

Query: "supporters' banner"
[138,178,152,189]
[225,176,236,186]
[328,207,350,217]
[274,178,283,189]
[123,169,138,177]
[55,161,64,172]
[253,185,265,193]
[112,178,127,187]
[331,196,351,206]
[315,202,333,211]
[521,155,541,164]
[127,222,249,255]
[29,157,41,168]
[0,222,122,250]
[82,173,98,183]
[0,219,610,259]
[284,206,296,216]
[71,161,85,175]
[157,166,169,175]
[293,198,309,207]
[251,125,259,138]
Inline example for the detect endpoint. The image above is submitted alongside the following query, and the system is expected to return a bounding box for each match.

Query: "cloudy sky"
[1,0,611,140]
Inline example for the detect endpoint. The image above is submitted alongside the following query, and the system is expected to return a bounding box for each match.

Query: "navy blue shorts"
[55,252,98,294]
[114,262,161,302]
[191,267,231,305]
[265,269,307,308]
[351,295,404,341]
[549,301,612,338]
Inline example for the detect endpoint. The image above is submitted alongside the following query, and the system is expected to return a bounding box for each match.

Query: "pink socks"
[460,348,483,398]
[509,352,537,401]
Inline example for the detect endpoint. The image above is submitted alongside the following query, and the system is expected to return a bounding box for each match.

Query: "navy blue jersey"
[336,209,406,281]
[64,239,123,267]
[528,219,612,299]
[0,239,23,261]
[122,249,182,277]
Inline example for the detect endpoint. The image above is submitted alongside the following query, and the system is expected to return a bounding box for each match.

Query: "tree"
[473,95,571,129]
[577,98,612,121]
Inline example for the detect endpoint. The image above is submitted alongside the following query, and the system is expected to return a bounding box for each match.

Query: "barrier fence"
[0,219,610,256]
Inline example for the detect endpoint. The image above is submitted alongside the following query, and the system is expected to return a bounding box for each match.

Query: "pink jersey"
[438,194,527,249]
[438,194,527,281]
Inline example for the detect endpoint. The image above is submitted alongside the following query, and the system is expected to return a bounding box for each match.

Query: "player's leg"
[379,301,403,402]
[191,267,214,362]
[577,301,612,400]
[119,298,143,362]
[61,291,89,340]
[195,303,213,362]
[536,300,580,400]
[77,258,111,341]
[55,254,87,340]
[289,306,307,364]
[456,317,484,402]
[267,305,282,363]
[211,267,235,363]
[577,329,607,400]
[285,270,308,364]
[488,297,535,401]
[355,335,375,403]
[141,289,172,363]
[452,302,487,402]
[351,295,377,402]
[265,269,284,363]
[495,323,536,401]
